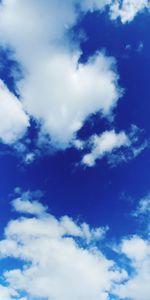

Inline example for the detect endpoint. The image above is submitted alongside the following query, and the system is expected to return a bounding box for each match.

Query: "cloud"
[0,190,150,300]
[132,193,150,233]
[11,189,108,243]
[0,0,148,163]
[133,194,150,218]
[0,80,29,144]
[110,0,149,23]
[113,192,150,300]
[114,235,150,300]
[12,197,48,216]
[80,125,148,167]
[81,130,130,167]
[0,192,126,300]
[0,285,17,300]
[78,125,148,167]
[0,0,122,150]
[20,51,121,148]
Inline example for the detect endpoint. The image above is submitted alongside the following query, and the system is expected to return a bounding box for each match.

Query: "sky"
[0,0,150,299]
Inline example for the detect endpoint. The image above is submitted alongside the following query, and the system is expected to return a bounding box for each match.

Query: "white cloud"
[121,235,149,260]
[20,51,121,148]
[0,194,126,300]
[0,0,147,159]
[0,285,17,300]
[82,130,130,167]
[10,190,108,242]
[112,194,150,300]
[110,0,149,23]
[115,236,150,300]
[0,80,29,144]
[133,194,150,217]
[12,197,48,216]
[132,193,150,233]
[81,125,148,167]
[0,0,121,149]
[1,191,150,300]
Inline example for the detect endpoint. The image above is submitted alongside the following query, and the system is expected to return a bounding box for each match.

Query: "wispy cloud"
[79,125,148,167]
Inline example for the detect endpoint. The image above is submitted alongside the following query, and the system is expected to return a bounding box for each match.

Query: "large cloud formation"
[0,191,126,300]
[0,190,149,300]
[0,0,148,156]
[0,0,121,149]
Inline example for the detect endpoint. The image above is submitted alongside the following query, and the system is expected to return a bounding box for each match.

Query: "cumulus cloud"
[110,0,149,23]
[81,130,130,167]
[0,0,122,150]
[12,197,48,216]
[0,285,17,300]
[0,190,150,300]
[0,80,29,144]
[114,235,150,300]
[113,192,150,300]
[77,125,147,167]
[0,192,126,300]
[0,0,148,161]
[20,51,121,148]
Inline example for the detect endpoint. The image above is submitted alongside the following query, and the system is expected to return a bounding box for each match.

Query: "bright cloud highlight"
[110,0,149,23]
[0,80,29,144]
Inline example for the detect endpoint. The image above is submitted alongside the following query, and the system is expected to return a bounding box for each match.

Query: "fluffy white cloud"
[115,236,150,300]
[0,80,29,144]
[10,191,108,243]
[0,0,147,156]
[113,193,150,300]
[0,191,150,300]
[12,197,48,216]
[0,285,17,300]
[110,0,149,23]
[0,194,126,300]
[20,51,121,148]
[81,125,147,167]
[82,130,130,167]
[0,0,122,149]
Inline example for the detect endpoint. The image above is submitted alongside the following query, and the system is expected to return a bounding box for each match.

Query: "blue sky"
[0,1,150,299]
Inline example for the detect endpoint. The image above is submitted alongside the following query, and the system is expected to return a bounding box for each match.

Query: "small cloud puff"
[110,0,149,23]
[80,125,147,167]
